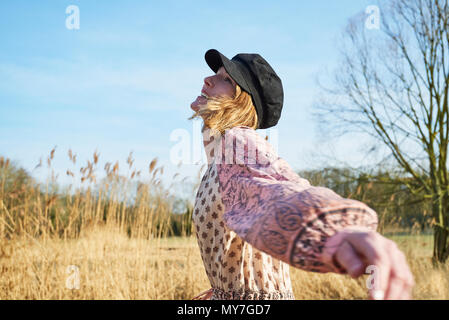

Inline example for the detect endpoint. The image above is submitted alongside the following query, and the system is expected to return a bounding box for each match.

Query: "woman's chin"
[190,103,200,112]
[191,95,208,112]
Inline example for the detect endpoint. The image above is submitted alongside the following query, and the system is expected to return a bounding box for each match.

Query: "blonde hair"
[188,84,258,135]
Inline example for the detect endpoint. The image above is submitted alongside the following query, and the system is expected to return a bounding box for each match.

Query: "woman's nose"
[204,76,213,87]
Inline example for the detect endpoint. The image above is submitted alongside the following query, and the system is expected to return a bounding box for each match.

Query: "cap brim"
[205,49,228,73]
[204,49,252,94]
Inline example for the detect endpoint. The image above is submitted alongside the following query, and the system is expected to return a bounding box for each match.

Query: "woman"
[188,49,414,300]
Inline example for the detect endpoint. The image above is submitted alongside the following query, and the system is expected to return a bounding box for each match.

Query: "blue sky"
[0,0,380,197]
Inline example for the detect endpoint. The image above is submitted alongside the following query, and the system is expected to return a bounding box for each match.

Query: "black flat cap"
[204,49,283,129]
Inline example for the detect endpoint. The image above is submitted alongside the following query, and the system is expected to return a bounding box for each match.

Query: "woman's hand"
[332,230,415,300]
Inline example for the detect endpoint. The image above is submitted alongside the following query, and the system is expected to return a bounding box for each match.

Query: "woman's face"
[191,66,237,112]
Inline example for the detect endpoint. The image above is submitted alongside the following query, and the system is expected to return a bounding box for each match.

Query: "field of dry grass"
[1,225,448,300]
[1,152,449,300]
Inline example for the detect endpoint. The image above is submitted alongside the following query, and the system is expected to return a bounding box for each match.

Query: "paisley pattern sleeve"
[213,126,378,274]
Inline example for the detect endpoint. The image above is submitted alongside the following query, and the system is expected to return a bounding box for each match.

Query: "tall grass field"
[1,151,448,300]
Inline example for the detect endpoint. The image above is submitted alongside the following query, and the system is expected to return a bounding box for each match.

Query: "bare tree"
[315,0,449,264]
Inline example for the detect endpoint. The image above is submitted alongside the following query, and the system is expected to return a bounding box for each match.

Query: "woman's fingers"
[336,231,415,300]
[334,239,385,299]
[384,241,414,300]
[383,277,404,300]
[344,231,391,298]
[334,241,365,278]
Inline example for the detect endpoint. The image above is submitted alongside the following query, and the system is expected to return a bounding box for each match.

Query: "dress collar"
[202,125,258,165]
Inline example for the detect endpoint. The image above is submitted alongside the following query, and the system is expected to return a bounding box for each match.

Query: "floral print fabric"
[192,126,378,300]
[193,162,295,300]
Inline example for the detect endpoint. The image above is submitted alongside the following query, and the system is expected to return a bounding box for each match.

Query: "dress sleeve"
[214,127,378,274]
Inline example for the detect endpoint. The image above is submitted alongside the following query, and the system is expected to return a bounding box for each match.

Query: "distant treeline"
[298,167,432,234]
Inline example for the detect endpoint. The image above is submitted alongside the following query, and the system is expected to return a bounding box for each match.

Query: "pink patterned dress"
[192,126,378,300]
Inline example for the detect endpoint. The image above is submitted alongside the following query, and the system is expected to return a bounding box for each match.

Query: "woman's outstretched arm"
[213,126,414,299]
